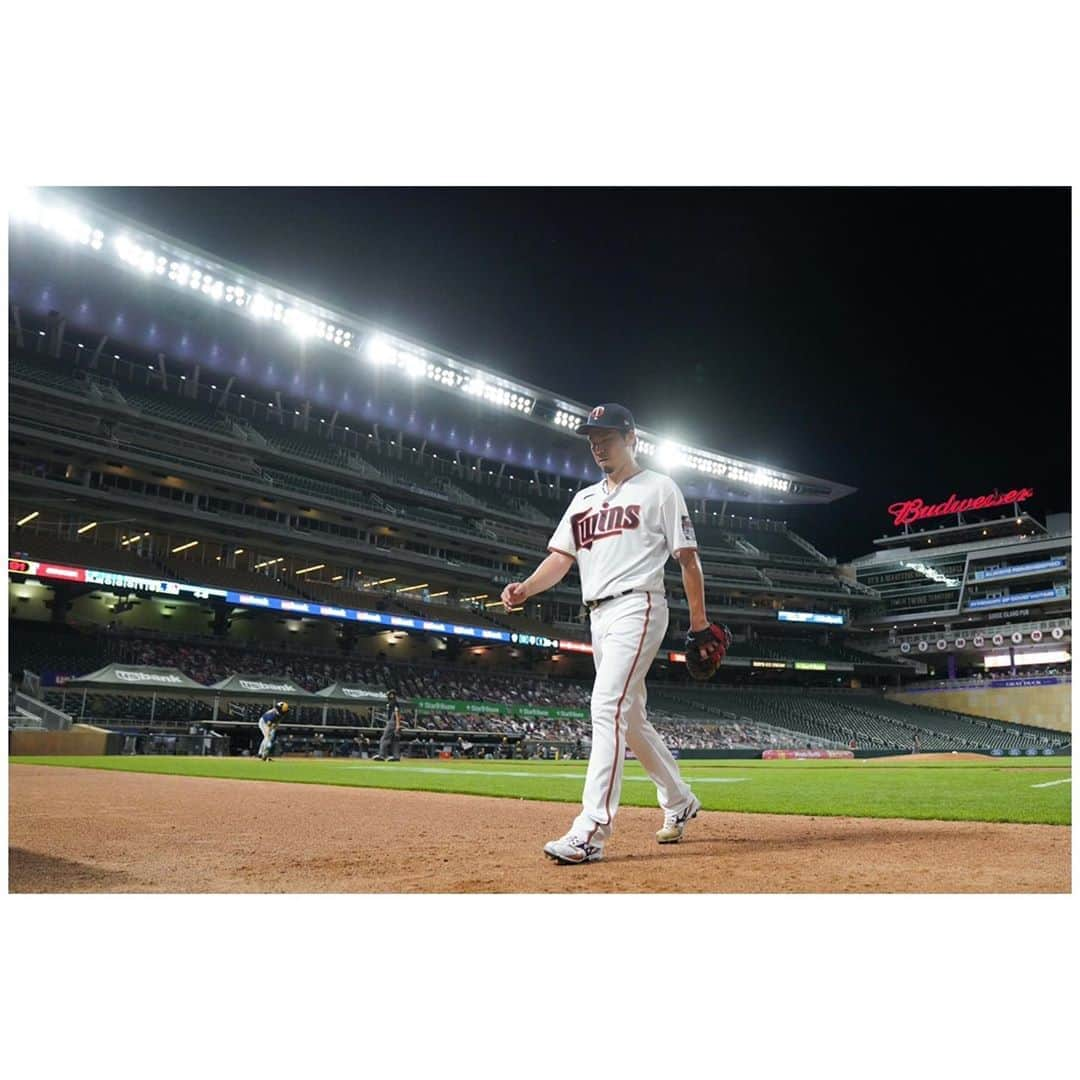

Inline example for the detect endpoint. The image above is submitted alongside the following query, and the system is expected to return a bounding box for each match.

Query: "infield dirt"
[9,765,1070,893]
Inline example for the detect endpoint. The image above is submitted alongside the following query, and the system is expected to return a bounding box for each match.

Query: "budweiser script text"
[888,488,1034,527]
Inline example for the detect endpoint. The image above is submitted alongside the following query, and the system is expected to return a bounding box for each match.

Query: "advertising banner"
[967,588,1063,609]
[762,749,855,760]
[974,559,1065,581]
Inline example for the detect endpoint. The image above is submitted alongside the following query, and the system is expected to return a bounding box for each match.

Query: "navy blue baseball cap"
[576,403,636,434]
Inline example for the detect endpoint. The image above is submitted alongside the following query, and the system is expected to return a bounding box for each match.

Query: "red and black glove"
[685,623,732,681]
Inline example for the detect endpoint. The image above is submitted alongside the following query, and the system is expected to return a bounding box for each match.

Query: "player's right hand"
[500,581,529,611]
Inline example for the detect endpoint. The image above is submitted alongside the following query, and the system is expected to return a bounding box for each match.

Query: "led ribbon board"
[8,557,517,644]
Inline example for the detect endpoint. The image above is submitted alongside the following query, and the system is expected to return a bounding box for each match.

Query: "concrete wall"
[889,684,1071,733]
[9,724,118,756]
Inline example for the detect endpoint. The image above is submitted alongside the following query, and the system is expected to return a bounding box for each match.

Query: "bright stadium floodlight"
[657,442,681,470]
[284,307,317,337]
[21,195,358,350]
[11,188,42,224]
[249,293,275,319]
[366,334,396,365]
[36,204,98,247]
[14,194,807,495]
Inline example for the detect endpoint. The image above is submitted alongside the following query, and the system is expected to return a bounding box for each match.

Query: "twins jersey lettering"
[547,468,697,602]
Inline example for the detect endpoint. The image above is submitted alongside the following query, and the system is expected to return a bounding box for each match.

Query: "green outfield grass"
[11,755,1071,825]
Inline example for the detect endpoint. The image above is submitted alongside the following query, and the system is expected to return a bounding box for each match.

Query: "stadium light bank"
[11,188,798,495]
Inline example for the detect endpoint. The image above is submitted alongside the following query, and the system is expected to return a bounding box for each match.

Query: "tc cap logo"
[589,406,605,421]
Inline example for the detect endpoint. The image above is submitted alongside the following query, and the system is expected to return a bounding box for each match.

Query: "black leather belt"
[585,589,635,611]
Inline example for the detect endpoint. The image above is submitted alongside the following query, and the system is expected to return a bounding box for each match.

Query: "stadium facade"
[845,493,1070,677]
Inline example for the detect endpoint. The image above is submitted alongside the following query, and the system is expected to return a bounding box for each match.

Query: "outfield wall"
[888,679,1071,734]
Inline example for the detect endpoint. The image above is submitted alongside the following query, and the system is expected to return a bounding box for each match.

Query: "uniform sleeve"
[661,480,698,556]
[547,500,577,559]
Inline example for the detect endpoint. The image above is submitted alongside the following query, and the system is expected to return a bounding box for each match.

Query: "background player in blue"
[257,700,288,761]
[373,689,404,761]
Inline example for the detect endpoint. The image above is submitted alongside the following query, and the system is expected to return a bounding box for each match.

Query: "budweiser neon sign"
[888,488,1034,527]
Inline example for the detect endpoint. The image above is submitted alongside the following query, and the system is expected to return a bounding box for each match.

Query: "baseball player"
[501,403,731,864]
[373,689,404,761]
[257,700,288,761]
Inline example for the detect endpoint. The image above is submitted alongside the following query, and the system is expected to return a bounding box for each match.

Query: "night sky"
[52,187,1071,560]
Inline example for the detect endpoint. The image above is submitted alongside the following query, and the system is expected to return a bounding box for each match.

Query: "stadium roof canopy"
[9,189,855,506]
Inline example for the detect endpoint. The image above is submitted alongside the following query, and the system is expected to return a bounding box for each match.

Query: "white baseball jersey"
[547,468,697,603]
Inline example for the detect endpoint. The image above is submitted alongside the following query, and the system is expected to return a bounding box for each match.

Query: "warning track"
[9,765,1071,893]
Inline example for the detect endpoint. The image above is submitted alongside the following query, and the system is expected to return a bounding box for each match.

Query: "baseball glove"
[684,623,732,680]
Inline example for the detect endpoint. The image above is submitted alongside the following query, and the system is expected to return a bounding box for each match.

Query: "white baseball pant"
[571,591,693,845]
[257,718,275,759]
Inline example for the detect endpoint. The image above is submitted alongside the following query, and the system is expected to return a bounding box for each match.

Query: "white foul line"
[344,765,747,784]
[1030,777,1072,789]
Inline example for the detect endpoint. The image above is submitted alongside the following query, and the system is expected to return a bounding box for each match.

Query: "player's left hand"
[684,622,732,680]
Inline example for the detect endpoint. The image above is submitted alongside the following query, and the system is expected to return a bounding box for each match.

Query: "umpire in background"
[374,689,404,761]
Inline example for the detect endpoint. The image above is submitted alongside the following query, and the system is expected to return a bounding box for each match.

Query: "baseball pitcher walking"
[501,403,730,865]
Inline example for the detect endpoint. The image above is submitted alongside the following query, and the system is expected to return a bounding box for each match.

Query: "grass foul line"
[344,765,748,784]
[1031,777,1072,789]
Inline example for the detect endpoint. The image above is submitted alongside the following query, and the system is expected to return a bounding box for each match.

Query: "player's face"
[588,429,633,473]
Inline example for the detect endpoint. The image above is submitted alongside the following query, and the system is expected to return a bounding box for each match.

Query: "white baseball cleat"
[543,832,604,865]
[657,794,701,844]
